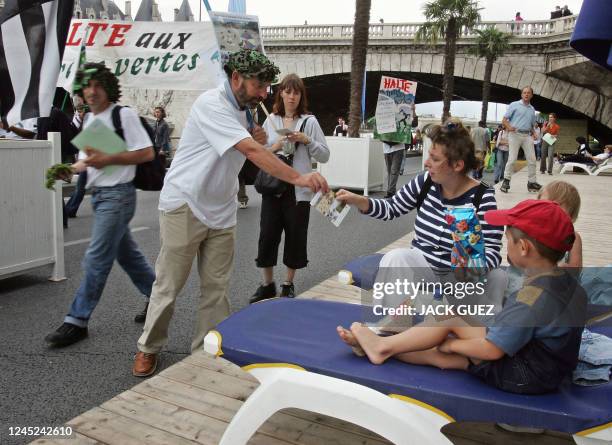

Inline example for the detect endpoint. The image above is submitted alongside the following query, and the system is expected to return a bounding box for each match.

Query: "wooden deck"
[32,169,611,445]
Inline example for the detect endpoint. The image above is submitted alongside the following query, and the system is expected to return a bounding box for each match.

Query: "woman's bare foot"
[350,322,390,365]
[336,326,365,357]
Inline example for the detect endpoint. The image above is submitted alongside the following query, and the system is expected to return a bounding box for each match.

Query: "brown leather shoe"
[133,351,158,377]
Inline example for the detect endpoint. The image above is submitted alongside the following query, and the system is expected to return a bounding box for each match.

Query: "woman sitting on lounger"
[336,121,504,316]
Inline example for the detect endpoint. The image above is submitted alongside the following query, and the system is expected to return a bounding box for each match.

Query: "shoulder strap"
[415,174,433,210]
[415,175,489,212]
[293,116,312,153]
[299,115,311,133]
[472,181,490,213]
[111,105,124,140]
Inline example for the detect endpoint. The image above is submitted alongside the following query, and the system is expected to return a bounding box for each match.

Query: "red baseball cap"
[484,199,575,252]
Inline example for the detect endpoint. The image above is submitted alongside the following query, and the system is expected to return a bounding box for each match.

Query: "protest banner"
[58,20,218,91]
[373,76,418,144]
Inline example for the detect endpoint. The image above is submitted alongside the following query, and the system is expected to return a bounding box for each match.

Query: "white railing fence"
[0,133,65,281]
[261,15,577,41]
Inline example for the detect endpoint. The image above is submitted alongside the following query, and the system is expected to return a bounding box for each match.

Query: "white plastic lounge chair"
[560,158,611,176]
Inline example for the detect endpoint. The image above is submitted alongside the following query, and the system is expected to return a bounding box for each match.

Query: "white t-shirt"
[79,104,152,188]
[158,82,251,229]
[533,127,542,143]
[382,141,405,154]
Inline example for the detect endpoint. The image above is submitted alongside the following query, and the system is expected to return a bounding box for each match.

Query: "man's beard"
[235,84,260,109]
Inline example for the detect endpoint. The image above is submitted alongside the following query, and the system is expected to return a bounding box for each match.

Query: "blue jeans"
[65,182,155,327]
[494,149,509,182]
[534,142,542,160]
[65,171,87,217]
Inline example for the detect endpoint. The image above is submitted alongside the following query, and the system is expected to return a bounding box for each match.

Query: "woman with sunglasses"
[337,121,505,319]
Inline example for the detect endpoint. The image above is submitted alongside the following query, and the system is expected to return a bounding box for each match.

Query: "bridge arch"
[266,51,611,135]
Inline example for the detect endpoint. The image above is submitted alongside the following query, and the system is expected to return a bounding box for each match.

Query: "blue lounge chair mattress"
[214,298,612,434]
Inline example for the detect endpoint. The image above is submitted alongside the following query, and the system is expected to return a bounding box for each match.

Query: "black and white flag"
[0,0,74,126]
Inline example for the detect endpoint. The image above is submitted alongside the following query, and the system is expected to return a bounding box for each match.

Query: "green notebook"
[71,119,127,175]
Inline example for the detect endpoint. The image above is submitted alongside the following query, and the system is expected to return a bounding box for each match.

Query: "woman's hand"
[286,131,311,145]
[270,140,284,153]
[336,189,370,212]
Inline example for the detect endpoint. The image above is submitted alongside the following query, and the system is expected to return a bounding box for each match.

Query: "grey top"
[263,113,330,202]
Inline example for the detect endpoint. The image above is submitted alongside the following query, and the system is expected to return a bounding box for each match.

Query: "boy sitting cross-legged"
[338,200,587,394]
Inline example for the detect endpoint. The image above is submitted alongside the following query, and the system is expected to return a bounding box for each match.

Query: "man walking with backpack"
[45,63,156,347]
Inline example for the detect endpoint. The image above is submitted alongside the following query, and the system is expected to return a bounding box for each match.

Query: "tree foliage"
[469,26,511,122]
[415,0,482,122]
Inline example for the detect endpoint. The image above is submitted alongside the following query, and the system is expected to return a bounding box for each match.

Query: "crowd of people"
[3,47,603,396]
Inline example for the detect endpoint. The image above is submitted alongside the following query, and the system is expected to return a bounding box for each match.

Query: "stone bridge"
[261,16,611,138]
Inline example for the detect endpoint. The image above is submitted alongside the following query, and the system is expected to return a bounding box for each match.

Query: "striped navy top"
[367,171,503,270]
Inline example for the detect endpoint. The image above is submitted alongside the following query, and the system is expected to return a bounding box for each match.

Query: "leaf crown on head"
[224,49,280,83]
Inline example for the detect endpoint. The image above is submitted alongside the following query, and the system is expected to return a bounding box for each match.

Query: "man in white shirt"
[133,49,328,377]
[45,63,156,347]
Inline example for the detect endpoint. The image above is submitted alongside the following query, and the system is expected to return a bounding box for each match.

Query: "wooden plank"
[300,292,360,304]
[128,376,390,445]
[100,391,295,445]
[159,361,257,401]
[182,354,390,442]
[66,407,199,445]
[175,352,388,439]
[31,433,104,445]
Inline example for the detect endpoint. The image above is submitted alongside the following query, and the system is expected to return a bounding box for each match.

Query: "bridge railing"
[261,15,577,42]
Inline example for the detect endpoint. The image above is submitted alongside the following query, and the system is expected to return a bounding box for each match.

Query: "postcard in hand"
[310,191,350,227]
[275,128,293,136]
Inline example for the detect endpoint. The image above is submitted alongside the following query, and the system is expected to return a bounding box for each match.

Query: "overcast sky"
[125,0,585,119]
[136,0,584,25]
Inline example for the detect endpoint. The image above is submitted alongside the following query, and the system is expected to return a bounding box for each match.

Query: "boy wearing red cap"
[338,200,587,394]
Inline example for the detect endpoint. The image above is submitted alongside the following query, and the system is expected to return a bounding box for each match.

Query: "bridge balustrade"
[260,16,577,42]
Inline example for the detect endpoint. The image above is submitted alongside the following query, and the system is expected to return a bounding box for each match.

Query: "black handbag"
[254,117,311,196]
[254,153,293,195]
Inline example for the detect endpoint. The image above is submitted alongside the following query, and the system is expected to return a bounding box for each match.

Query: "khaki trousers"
[137,204,234,354]
[504,132,537,183]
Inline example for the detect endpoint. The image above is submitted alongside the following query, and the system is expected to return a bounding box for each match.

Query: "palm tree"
[415,0,481,122]
[348,0,371,137]
[469,27,511,123]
